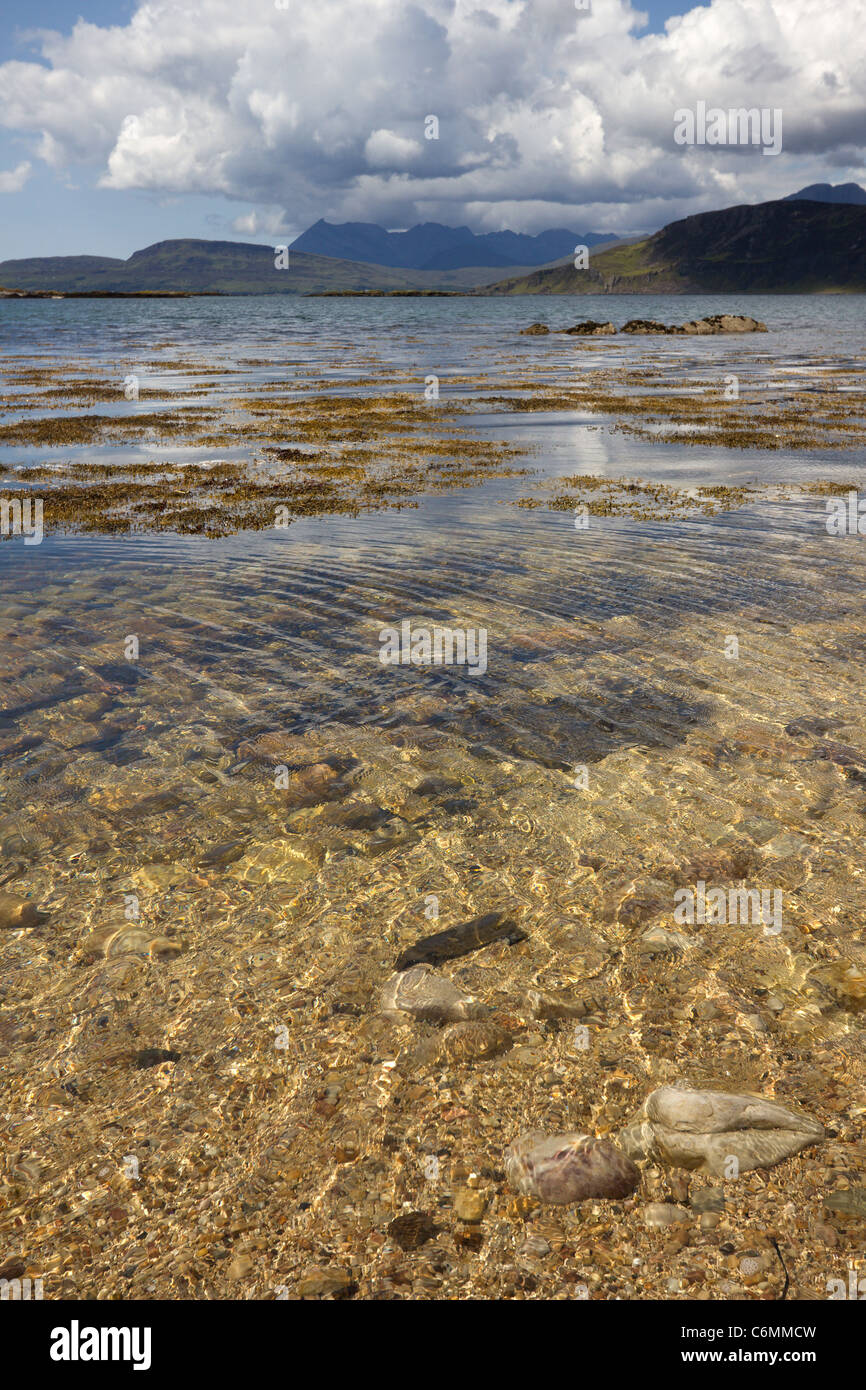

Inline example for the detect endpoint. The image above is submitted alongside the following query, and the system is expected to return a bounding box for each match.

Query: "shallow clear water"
[1,296,864,1300]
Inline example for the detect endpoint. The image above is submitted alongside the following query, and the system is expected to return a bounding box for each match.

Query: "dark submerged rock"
[394,910,527,970]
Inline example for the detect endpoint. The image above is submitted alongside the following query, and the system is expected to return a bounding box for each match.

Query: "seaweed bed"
[1,339,865,537]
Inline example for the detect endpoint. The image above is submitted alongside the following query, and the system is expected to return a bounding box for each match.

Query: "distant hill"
[290,219,614,269]
[0,238,560,295]
[785,182,866,205]
[481,200,866,294]
[0,254,126,292]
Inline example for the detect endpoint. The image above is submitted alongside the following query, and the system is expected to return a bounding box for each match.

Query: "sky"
[0,0,863,261]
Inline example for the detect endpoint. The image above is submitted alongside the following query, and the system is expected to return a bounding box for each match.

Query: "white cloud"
[231,207,290,237]
[0,161,32,192]
[0,0,863,235]
[364,129,423,168]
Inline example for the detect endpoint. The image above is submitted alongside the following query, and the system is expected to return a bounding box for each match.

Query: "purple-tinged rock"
[504,1131,639,1204]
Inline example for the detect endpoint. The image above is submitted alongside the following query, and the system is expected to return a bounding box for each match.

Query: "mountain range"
[0,219,616,294]
[289,219,612,269]
[3,191,866,296]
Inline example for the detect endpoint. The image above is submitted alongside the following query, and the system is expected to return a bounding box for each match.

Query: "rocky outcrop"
[622,315,766,335]
[561,320,616,335]
[620,319,671,334]
[681,314,767,334]
[522,314,767,336]
[520,322,550,335]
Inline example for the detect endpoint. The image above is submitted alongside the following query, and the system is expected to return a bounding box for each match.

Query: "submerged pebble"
[134,1048,181,1069]
[387,1212,438,1250]
[296,1265,355,1298]
[394,910,527,971]
[823,1188,866,1220]
[379,965,486,1023]
[104,927,152,957]
[453,1189,487,1222]
[518,1233,551,1258]
[504,1132,640,1204]
[0,890,48,930]
[236,731,328,764]
[620,1082,824,1176]
[690,1187,725,1213]
[198,840,248,867]
[525,987,594,1020]
[643,1202,690,1228]
[440,1020,513,1062]
[638,925,700,955]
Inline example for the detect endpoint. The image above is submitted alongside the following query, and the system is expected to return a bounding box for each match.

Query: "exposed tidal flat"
[0,296,865,1300]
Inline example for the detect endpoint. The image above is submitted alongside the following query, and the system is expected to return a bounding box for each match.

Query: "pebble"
[296,1266,354,1298]
[525,988,592,1020]
[440,1021,512,1062]
[0,890,48,930]
[148,936,182,959]
[668,1174,690,1202]
[134,1048,181,1069]
[453,1190,487,1223]
[387,1212,438,1250]
[518,1234,551,1258]
[394,911,527,971]
[740,1013,767,1034]
[236,731,328,764]
[694,1000,722,1021]
[228,1253,252,1281]
[132,863,187,892]
[413,776,463,797]
[380,966,486,1023]
[643,1203,690,1229]
[638,925,699,955]
[812,1222,839,1246]
[823,1188,866,1220]
[690,1187,725,1213]
[620,1081,824,1176]
[105,927,152,957]
[198,840,248,867]
[822,962,866,1008]
[764,833,810,858]
[504,1132,640,1204]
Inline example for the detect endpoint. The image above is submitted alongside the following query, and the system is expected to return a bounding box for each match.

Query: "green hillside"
[481,200,866,294]
[0,239,556,295]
